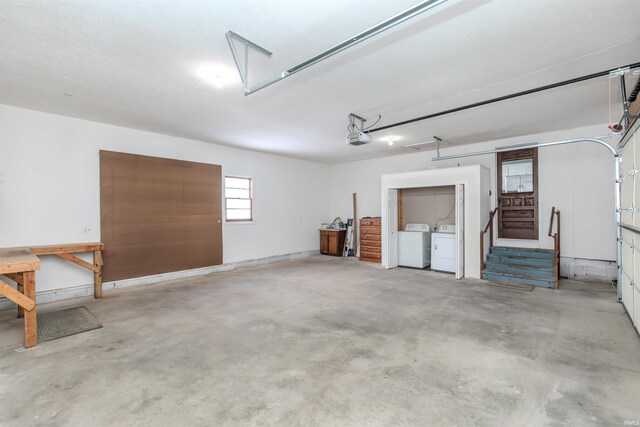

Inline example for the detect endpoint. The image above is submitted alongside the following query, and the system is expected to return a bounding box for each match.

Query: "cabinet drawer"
[360,217,381,227]
[361,239,381,247]
[360,251,381,260]
[360,226,381,235]
[360,233,381,242]
[361,245,381,254]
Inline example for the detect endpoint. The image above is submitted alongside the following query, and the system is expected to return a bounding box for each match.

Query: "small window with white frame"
[225,176,253,222]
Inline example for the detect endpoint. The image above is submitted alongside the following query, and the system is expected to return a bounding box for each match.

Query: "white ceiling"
[1,0,639,163]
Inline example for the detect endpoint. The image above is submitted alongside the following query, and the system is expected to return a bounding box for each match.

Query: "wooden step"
[491,246,554,254]
[484,261,555,277]
[482,270,556,289]
[486,254,554,268]
[490,247,555,260]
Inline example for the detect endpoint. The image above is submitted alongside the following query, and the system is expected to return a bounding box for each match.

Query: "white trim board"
[0,249,319,311]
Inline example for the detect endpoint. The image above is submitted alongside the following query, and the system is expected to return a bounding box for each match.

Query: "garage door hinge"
[620,169,640,182]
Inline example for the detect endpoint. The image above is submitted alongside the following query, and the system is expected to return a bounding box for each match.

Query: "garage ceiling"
[1,0,639,163]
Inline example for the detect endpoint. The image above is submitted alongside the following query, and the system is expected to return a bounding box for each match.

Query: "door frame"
[455,183,465,279]
[496,148,539,240]
[387,189,399,268]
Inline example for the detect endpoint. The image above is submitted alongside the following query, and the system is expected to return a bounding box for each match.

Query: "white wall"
[329,124,617,263]
[401,186,455,228]
[0,105,620,298]
[0,105,329,293]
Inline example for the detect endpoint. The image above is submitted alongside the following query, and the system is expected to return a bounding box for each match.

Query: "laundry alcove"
[381,165,491,279]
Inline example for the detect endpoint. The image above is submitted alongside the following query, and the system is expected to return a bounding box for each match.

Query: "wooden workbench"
[30,242,104,298]
[0,248,40,348]
[0,242,104,348]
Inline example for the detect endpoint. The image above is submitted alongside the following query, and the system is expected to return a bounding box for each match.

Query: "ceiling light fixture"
[380,135,401,146]
[193,63,237,89]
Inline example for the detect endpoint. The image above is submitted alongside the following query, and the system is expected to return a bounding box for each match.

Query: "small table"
[0,248,40,349]
[0,242,104,349]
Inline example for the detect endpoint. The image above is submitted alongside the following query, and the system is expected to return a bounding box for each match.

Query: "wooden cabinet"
[320,230,346,256]
[359,217,381,263]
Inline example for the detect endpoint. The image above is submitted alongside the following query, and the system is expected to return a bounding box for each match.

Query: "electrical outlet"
[82,226,92,234]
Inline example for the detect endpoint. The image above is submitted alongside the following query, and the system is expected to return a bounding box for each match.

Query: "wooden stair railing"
[480,207,498,272]
[548,207,561,289]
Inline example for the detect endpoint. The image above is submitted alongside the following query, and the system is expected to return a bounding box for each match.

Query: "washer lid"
[405,223,431,232]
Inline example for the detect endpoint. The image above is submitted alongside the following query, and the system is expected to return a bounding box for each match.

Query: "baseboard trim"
[0,249,319,311]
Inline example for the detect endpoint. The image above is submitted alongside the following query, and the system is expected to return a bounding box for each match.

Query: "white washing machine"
[431,224,456,273]
[398,223,431,268]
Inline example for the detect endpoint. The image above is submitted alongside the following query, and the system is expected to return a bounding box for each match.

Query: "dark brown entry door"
[497,148,538,240]
[100,151,223,281]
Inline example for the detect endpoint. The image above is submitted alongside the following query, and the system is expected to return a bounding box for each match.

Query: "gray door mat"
[485,281,535,292]
[37,306,102,343]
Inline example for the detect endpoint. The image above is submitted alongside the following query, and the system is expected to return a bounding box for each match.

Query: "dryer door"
[432,234,456,273]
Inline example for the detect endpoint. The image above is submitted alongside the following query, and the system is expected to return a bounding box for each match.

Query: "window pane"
[226,199,251,209]
[502,159,533,193]
[225,188,250,199]
[225,177,250,189]
[226,209,252,220]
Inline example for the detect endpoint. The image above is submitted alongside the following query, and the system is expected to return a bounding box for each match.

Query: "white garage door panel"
[622,185,633,226]
[631,234,640,326]
[621,230,634,312]
[621,148,634,224]
[634,286,639,327]
[620,122,639,332]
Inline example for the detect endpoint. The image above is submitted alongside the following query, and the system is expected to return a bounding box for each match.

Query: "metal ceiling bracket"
[226,31,273,92]
[610,67,640,131]
[620,73,631,130]
[348,113,367,131]
[435,136,442,158]
[405,137,450,150]
[228,0,448,96]
[608,66,630,78]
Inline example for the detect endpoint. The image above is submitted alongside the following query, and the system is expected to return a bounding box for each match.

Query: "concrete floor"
[0,256,639,426]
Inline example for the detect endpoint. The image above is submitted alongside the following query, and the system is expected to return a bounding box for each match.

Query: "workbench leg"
[23,271,37,349]
[17,283,24,319]
[93,250,103,299]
